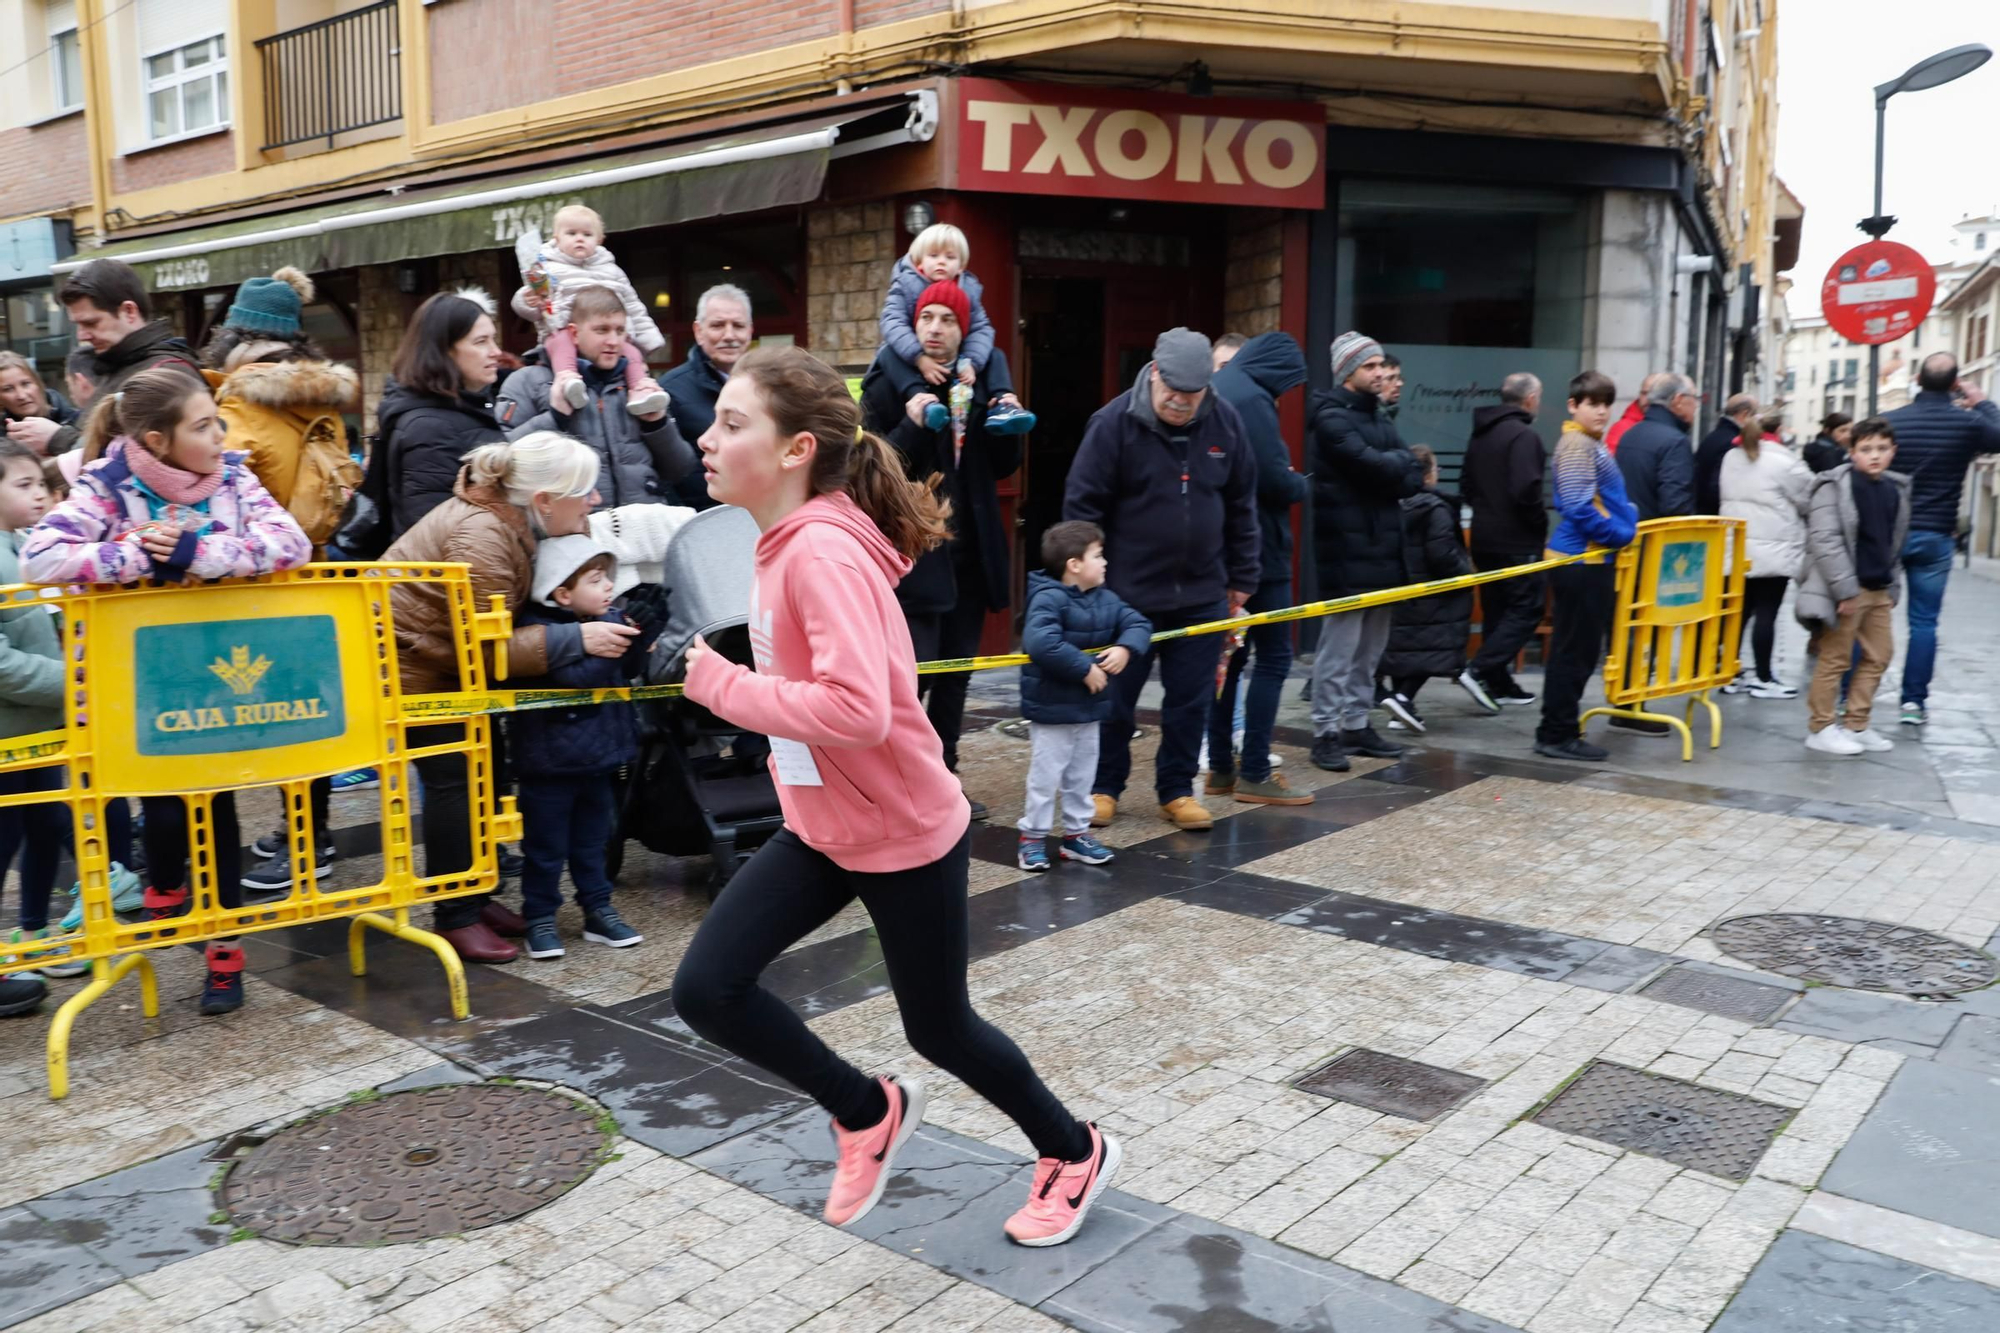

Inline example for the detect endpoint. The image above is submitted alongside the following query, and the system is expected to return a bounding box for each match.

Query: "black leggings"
[1738,576,1789,681]
[671,827,1091,1162]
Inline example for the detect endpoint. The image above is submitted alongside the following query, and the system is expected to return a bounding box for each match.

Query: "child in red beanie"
[878,224,1034,435]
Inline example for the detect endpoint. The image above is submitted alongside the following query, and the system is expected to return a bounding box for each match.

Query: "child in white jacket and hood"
[513,204,669,419]
[1720,422,1812,698]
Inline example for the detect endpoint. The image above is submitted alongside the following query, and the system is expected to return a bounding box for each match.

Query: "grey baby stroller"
[609,504,783,897]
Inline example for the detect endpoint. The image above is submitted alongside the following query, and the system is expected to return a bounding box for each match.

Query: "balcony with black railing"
[256,0,401,152]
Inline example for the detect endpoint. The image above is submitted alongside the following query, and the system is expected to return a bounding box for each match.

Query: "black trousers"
[671,827,1090,1162]
[140,792,240,911]
[904,589,988,771]
[410,721,489,931]
[1468,547,1548,683]
[1536,561,1616,745]
[1737,576,1789,681]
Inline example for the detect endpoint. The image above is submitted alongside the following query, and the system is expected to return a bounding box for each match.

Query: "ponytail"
[845,429,951,560]
[1739,433,1760,464]
[731,346,951,560]
[80,365,208,463]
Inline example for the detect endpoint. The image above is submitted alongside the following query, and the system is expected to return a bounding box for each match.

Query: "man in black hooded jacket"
[1208,332,1311,803]
[1460,372,1548,704]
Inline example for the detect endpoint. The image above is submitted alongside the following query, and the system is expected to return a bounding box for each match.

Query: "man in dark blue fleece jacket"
[1064,327,1259,831]
[1882,353,2000,723]
[1209,332,1311,803]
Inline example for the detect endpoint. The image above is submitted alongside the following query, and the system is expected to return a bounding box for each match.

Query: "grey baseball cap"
[1152,327,1214,393]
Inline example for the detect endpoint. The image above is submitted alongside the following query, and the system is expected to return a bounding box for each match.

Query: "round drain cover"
[1708,913,1998,994]
[221,1083,608,1245]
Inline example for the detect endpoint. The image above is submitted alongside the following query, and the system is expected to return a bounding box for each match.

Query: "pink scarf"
[117,437,224,506]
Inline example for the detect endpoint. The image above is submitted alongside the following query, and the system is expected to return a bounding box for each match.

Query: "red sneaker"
[200,941,244,1015]
[1004,1123,1122,1247]
[135,886,190,940]
[823,1076,926,1227]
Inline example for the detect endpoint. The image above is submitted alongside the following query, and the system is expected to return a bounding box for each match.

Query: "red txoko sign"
[954,79,1325,210]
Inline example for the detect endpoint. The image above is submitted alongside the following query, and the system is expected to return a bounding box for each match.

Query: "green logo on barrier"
[135,615,345,756]
[1656,541,1707,608]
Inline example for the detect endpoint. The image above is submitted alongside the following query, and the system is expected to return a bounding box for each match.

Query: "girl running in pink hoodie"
[676,346,1117,1247]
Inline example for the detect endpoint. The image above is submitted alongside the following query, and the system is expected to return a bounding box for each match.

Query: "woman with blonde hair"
[382,431,631,963]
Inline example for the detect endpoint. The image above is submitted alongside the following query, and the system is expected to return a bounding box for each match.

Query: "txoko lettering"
[155,698,330,733]
[153,258,211,290]
[955,81,1325,209]
[966,102,1317,190]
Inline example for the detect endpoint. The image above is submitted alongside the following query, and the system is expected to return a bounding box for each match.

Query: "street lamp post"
[1860,42,1992,415]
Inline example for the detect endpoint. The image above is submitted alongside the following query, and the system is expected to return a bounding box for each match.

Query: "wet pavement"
[3,571,2000,1330]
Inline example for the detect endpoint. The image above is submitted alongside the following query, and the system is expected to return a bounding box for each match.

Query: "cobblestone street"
[5,568,2000,1332]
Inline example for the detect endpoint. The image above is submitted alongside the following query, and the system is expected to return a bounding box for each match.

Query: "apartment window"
[144,34,227,140]
[1844,358,1859,386]
[1979,232,1989,252]
[51,28,83,112]
[1827,358,1839,384]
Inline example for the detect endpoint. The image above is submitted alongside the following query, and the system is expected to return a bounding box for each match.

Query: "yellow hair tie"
[855,425,865,443]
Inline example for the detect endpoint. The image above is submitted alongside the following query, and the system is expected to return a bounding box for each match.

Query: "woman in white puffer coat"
[1720,417,1812,697]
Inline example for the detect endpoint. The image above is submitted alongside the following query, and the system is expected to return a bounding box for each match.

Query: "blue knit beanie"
[225,266,312,337]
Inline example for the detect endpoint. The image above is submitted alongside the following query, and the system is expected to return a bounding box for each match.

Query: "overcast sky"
[1778,2,2000,315]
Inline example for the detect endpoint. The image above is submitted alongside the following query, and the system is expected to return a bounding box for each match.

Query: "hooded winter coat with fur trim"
[204,359,364,549]
[510,241,664,352]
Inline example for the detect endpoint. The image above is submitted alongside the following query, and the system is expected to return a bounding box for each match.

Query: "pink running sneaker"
[823,1075,927,1227]
[1004,1123,1122,1247]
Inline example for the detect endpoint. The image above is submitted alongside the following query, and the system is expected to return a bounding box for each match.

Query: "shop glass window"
[145,34,228,140]
[52,28,83,112]
[1334,180,1588,484]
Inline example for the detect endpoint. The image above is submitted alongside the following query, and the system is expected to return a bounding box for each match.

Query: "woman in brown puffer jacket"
[384,431,634,963]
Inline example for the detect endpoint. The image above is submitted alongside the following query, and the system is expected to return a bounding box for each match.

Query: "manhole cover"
[1708,914,1998,994]
[220,1084,608,1245]
[1532,1061,1788,1181]
[1639,966,1795,1024]
[1296,1049,1488,1121]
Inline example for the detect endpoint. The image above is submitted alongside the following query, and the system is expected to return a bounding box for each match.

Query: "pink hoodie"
[683,491,968,873]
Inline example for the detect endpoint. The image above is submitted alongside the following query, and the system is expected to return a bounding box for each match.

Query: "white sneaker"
[627,387,670,418]
[1849,728,1895,752]
[1379,693,1426,734]
[1455,670,1501,715]
[1722,674,1752,695]
[1805,727,1864,756]
[1749,678,1799,700]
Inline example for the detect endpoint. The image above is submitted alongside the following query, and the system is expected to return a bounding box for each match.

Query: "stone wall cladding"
[1223,208,1284,339]
[805,202,896,372]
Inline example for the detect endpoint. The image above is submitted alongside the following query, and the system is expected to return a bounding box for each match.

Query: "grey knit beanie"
[1329,331,1384,387]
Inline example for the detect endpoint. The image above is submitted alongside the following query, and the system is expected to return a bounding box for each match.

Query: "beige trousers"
[1807,588,1895,733]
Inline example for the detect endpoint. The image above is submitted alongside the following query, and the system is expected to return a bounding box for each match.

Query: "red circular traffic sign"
[1821,240,1936,345]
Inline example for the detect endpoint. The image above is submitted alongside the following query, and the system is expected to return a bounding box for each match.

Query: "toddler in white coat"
[513,204,669,418]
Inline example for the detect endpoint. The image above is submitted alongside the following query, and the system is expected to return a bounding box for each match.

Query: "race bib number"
[769,737,823,787]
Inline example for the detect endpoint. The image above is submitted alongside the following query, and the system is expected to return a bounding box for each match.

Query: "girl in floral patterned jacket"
[22,365,310,1017]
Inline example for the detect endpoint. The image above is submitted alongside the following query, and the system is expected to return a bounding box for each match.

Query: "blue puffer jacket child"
[508,602,661,777]
[1018,570,1154,725]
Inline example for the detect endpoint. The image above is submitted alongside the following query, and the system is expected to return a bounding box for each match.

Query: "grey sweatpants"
[1309,605,1394,735]
[1018,722,1100,839]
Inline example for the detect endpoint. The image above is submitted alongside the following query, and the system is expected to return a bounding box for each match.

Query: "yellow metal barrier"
[0,564,524,1098]
[1583,517,1749,762]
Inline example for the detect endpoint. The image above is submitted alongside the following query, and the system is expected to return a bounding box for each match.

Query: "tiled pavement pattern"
[7,717,2000,1329]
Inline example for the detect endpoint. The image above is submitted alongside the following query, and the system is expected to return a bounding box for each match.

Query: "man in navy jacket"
[1064,327,1259,832]
[1882,353,2000,723]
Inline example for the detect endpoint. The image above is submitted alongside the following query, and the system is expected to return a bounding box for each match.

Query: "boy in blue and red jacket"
[511,536,664,960]
[1017,521,1153,872]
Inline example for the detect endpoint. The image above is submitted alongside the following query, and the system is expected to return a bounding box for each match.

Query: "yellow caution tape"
[392,550,1596,722]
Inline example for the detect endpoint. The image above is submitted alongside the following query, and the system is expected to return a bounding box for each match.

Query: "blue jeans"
[1899,530,1955,707]
[1209,578,1295,783]
[1095,600,1226,804]
[517,775,617,923]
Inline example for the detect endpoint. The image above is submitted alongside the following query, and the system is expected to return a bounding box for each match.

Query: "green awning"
[60,110,884,292]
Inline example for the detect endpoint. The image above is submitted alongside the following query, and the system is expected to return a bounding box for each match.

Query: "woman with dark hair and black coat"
[375,288,506,541]
[1375,446,1475,733]
[1803,412,1852,474]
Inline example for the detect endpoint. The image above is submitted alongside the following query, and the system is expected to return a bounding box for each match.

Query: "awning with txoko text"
[58,93,938,293]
